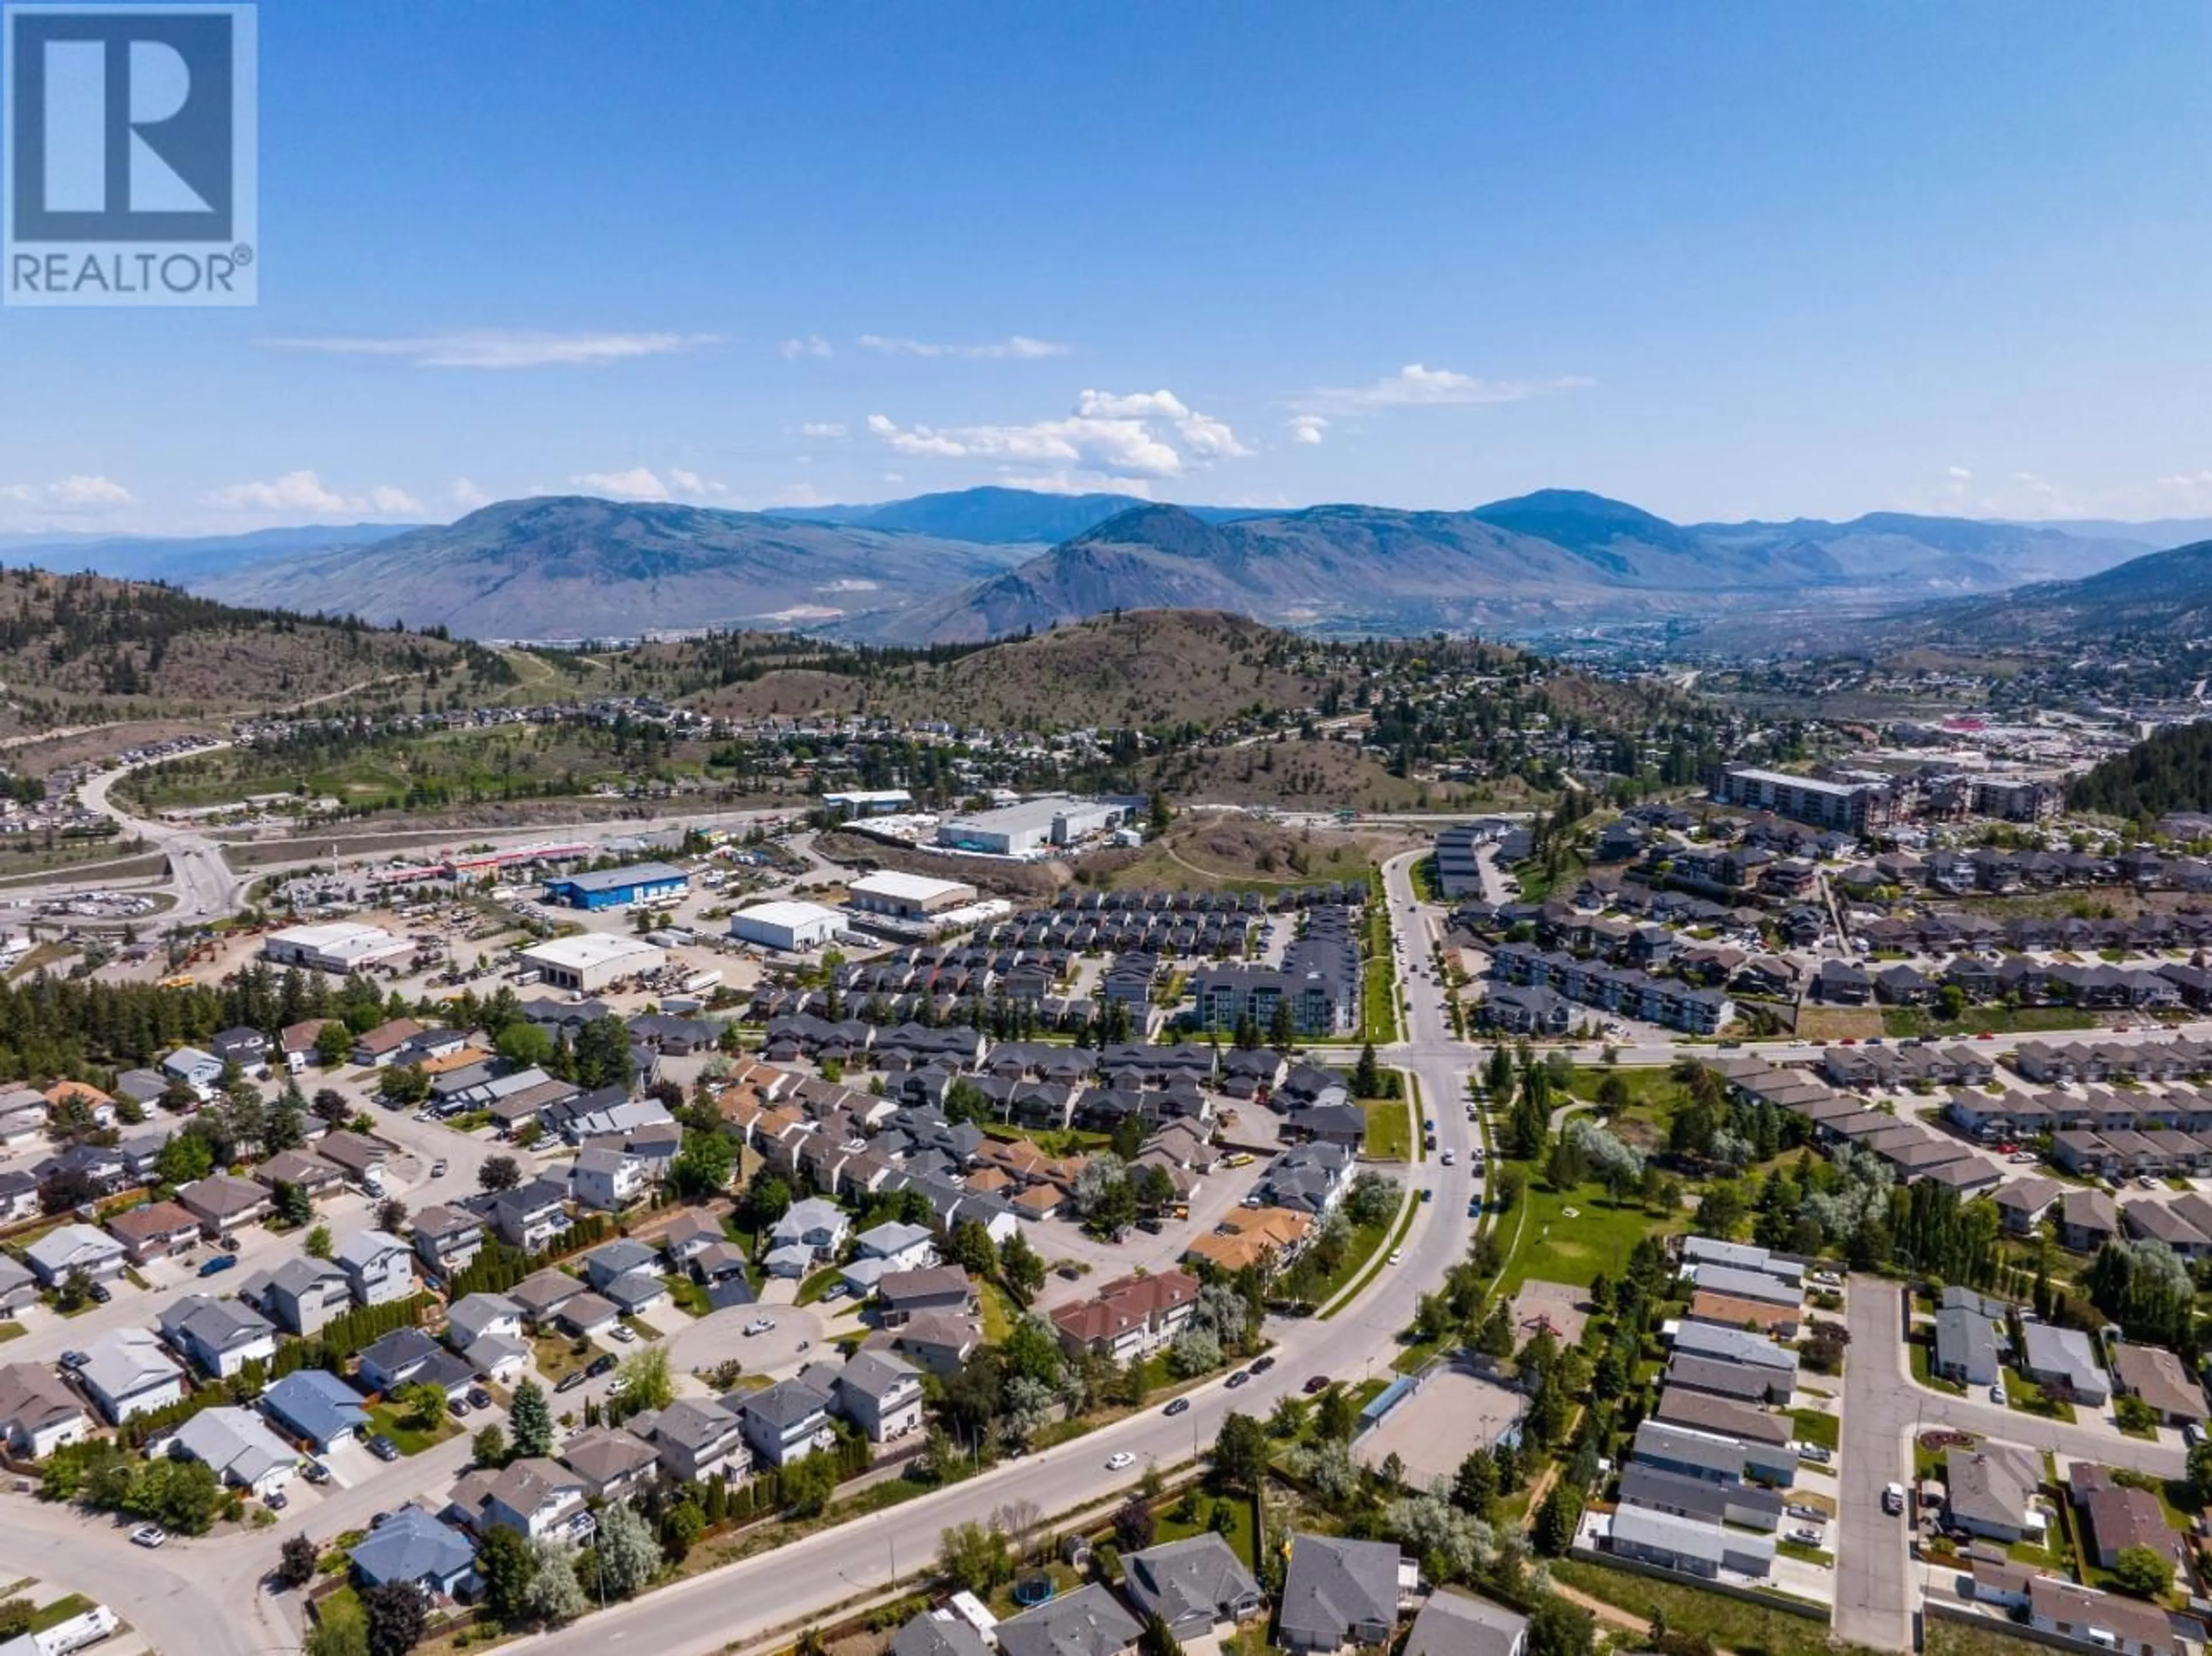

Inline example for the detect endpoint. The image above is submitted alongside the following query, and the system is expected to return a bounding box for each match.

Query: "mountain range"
[1843,535,2212,648]
[6,485,2183,645]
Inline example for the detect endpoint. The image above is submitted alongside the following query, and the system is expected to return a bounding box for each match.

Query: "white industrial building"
[729,899,846,953]
[518,933,667,993]
[935,797,1122,856]
[262,922,414,975]
[847,870,979,919]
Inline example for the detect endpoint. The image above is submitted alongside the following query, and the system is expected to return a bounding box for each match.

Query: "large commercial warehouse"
[518,933,666,993]
[262,922,415,975]
[541,861,690,911]
[846,871,979,920]
[729,900,845,953]
[935,797,1123,856]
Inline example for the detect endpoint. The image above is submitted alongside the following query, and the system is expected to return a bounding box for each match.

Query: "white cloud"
[1077,389,1188,419]
[256,330,720,369]
[999,468,1159,498]
[204,470,415,516]
[450,477,493,510]
[0,474,134,510]
[857,334,1069,360]
[770,482,830,508]
[570,467,734,504]
[1946,465,1972,480]
[1305,362,1592,414]
[780,335,833,360]
[1289,415,1328,446]
[864,387,1245,483]
[799,422,849,439]
[570,467,672,502]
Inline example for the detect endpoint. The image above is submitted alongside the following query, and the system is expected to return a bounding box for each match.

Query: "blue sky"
[3,1,2209,534]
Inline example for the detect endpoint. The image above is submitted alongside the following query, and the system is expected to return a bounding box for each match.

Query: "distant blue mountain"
[2,523,417,584]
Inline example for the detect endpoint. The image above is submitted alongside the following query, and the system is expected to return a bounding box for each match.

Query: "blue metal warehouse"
[541,860,690,910]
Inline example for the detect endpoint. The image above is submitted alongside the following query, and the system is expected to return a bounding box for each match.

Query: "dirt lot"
[1075,816,1420,893]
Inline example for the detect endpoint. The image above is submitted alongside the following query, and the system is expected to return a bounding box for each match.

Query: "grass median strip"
[1320,1192,1419,1321]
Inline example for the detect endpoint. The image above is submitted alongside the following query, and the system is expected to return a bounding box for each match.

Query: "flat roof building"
[263,922,414,974]
[935,797,1122,857]
[518,933,666,993]
[847,870,979,918]
[542,861,689,911]
[730,900,846,954]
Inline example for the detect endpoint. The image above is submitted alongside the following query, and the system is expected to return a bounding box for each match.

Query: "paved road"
[76,748,245,925]
[0,859,1488,1655]
[1835,1275,1915,1651]
[1836,1274,2188,1650]
[510,852,1487,1656]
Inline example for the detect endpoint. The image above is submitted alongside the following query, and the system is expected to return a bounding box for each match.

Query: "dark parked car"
[585,1353,618,1379]
[366,1436,400,1463]
[447,1395,471,1417]
[197,1254,237,1277]
[556,1370,588,1393]
[1249,1355,1275,1374]
[1225,1370,1251,1389]
[87,1281,111,1304]
[1303,1375,1331,1394]
[1163,1398,1190,1417]
[465,1386,493,1410]
[219,1234,241,1253]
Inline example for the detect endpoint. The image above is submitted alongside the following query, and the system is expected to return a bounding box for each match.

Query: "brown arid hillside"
[1142,735,1533,814]
[0,568,510,736]
[877,610,1330,731]
[673,610,1333,732]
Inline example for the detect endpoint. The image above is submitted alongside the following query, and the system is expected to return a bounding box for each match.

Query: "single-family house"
[1119,1534,1265,1642]
[260,1368,370,1451]
[560,1425,660,1502]
[1278,1534,1407,1655]
[106,1200,202,1264]
[338,1228,418,1307]
[176,1173,272,1237]
[996,1585,1143,1656]
[411,1204,486,1279]
[157,1293,278,1378]
[78,1327,186,1423]
[0,1363,89,1459]
[171,1405,298,1498]
[23,1223,126,1287]
[740,1378,834,1468]
[258,1256,353,1336]
[830,1350,925,1444]
[348,1505,478,1597]
[635,1396,749,1483]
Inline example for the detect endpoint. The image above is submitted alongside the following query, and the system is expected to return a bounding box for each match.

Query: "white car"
[1387,1249,1404,1266]
[608,1323,637,1343]
[130,1523,167,1549]
[1440,1149,1456,1166]
[1882,1482,1907,1515]
[744,1317,775,1336]
[1790,1526,1824,1546]
[1105,1451,1136,1471]
[1990,1382,2008,1405]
